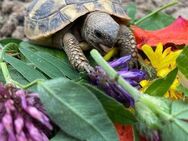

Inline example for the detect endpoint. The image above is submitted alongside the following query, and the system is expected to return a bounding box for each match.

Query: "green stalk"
[0,62,12,84]
[135,0,178,25]
[90,49,172,122]
[139,95,173,121]
[90,49,141,100]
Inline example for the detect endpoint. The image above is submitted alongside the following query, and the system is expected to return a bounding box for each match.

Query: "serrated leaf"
[161,101,188,141]
[82,83,136,124]
[145,68,178,96]
[50,131,80,141]
[4,55,47,82]
[177,47,188,79]
[136,12,175,30]
[38,78,119,141]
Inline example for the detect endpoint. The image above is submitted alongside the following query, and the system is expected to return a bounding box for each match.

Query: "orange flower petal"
[131,16,188,48]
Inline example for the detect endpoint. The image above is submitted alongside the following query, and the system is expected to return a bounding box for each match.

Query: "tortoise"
[24,0,138,73]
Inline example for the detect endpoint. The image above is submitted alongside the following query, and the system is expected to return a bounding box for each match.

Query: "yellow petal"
[157,68,171,77]
[140,80,150,87]
[103,48,118,61]
[159,51,181,69]
[142,44,158,68]
[162,47,171,58]
[155,43,163,56]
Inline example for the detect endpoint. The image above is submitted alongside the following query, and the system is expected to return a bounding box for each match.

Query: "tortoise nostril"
[94,30,103,38]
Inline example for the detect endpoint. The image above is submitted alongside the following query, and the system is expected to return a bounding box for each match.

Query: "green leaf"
[177,47,188,79]
[83,83,136,124]
[125,2,137,21]
[136,12,175,30]
[4,55,47,82]
[2,42,19,54]
[0,38,22,46]
[8,66,29,85]
[0,69,5,83]
[38,78,119,141]
[177,84,188,97]
[36,52,79,79]
[161,101,188,141]
[19,42,79,79]
[19,41,67,60]
[20,46,65,78]
[50,131,80,141]
[145,68,178,96]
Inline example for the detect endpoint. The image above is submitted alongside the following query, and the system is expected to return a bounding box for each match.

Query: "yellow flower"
[140,43,183,100]
[165,78,183,100]
[142,43,182,77]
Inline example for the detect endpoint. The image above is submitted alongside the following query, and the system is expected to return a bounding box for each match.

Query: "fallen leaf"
[131,16,188,48]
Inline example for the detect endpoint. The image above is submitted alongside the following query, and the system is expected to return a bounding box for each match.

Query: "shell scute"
[25,0,130,39]
[33,0,55,19]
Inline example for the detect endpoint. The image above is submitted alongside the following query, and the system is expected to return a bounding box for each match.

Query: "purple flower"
[89,55,146,107]
[0,84,53,141]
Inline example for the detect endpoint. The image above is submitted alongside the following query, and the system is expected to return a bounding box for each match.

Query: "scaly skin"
[63,33,93,73]
[117,25,138,59]
[116,25,139,67]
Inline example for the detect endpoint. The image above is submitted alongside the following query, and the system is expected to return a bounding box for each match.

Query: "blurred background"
[0,0,187,39]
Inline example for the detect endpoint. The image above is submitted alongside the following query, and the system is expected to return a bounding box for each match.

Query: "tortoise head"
[81,12,119,54]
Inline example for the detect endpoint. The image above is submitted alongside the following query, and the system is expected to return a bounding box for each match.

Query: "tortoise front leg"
[63,33,93,73]
[116,25,138,67]
[116,25,156,78]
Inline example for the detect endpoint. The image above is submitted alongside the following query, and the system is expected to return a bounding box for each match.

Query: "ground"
[0,0,187,39]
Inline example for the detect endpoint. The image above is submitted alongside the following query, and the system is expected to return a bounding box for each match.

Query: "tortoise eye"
[94,30,103,38]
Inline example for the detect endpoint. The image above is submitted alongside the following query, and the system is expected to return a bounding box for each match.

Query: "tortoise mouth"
[99,44,112,53]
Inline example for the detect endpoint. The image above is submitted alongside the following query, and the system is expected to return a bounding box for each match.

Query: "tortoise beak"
[99,44,112,53]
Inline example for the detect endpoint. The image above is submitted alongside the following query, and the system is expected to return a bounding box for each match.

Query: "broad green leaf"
[145,68,178,96]
[161,101,188,141]
[19,41,67,60]
[20,46,65,78]
[50,131,80,141]
[125,2,137,21]
[9,66,29,85]
[19,42,80,79]
[177,47,188,79]
[36,52,79,79]
[38,78,119,141]
[0,38,22,46]
[83,83,136,124]
[136,12,175,30]
[4,55,47,82]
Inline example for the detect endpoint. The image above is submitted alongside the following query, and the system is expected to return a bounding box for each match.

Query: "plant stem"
[134,0,178,25]
[0,62,12,84]
[140,95,173,121]
[90,49,141,100]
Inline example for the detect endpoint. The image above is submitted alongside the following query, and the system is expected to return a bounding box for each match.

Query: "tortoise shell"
[24,0,131,40]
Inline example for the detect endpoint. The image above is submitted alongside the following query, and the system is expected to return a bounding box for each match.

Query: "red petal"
[131,16,188,48]
[115,124,147,141]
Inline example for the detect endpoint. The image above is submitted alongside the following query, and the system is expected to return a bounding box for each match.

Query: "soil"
[0,0,187,39]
